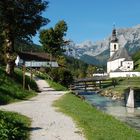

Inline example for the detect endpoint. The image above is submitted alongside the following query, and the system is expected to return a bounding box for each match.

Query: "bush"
[49,68,74,87]
[0,111,30,140]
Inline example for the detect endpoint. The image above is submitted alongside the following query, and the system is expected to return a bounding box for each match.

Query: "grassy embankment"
[47,79,67,91]
[0,67,38,140]
[100,77,140,97]
[54,93,140,140]
[0,68,38,104]
[36,72,67,91]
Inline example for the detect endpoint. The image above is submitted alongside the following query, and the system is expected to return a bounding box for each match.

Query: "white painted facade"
[93,73,108,77]
[107,58,125,73]
[107,28,134,76]
[110,42,119,57]
[107,59,134,73]
[25,61,58,68]
[15,55,59,68]
[109,71,140,78]
[120,61,133,71]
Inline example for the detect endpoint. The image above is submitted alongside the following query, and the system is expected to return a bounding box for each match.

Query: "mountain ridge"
[65,24,140,66]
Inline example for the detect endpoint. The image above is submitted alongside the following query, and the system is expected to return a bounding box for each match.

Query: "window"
[114,44,116,50]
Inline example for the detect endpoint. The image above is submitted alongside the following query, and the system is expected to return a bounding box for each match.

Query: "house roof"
[18,52,56,61]
[108,47,132,61]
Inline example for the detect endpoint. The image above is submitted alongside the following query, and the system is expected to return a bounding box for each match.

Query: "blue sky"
[32,0,140,44]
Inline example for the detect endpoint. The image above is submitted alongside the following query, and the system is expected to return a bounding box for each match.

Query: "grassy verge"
[100,77,140,98]
[0,68,38,140]
[36,72,67,91]
[113,77,140,93]
[47,79,67,91]
[0,110,31,140]
[0,68,37,105]
[14,68,38,91]
[54,93,140,140]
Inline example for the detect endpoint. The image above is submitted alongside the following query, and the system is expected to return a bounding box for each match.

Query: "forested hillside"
[15,40,43,52]
[132,50,140,71]
[65,56,89,78]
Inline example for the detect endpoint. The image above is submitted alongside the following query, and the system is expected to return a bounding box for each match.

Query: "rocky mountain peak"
[65,24,140,65]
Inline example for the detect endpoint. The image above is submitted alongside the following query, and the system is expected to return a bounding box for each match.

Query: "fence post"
[23,65,26,90]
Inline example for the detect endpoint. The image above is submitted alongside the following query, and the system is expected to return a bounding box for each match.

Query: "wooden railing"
[70,76,109,92]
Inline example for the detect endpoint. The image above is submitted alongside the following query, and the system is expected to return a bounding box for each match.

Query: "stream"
[80,92,140,130]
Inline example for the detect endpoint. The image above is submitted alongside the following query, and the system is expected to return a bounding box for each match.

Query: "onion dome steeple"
[111,25,118,43]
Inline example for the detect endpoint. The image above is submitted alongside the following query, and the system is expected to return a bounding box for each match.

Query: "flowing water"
[81,92,140,130]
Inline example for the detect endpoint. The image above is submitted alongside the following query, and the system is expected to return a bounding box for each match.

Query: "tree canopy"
[0,0,49,74]
[39,20,69,56]
[0,0,49,41]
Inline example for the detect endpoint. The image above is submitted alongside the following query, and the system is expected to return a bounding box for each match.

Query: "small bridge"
[71,77,140,108]
[70,76,110,92]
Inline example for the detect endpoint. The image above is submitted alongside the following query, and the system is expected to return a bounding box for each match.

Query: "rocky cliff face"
[65,24,140,66]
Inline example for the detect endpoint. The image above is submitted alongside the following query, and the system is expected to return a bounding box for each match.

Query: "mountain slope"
[66,24,140,66]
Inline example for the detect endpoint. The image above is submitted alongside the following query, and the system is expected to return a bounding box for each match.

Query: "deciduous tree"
[39,20,69,56]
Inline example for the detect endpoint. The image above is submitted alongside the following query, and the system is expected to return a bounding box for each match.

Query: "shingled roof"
[18,52,56,61]
[108,47,132,61]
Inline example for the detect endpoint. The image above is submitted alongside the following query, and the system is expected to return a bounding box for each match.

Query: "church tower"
[110,27,119,57]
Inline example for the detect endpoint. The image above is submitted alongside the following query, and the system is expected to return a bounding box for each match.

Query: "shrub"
[0,111,30,140]
[58,68,74,87]
[49,68,74,87]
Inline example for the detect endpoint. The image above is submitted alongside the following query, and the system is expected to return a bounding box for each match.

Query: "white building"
[107,28,140,77]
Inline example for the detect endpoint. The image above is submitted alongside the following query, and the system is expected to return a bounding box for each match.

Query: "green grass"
[102,77,140,95]
[54,93,140,140]
[36,72,67,91]
[0,110,31,140]
[47,79,67,91]
[0,68,37,105]
[14,68,38,91]
[0,68,38,140]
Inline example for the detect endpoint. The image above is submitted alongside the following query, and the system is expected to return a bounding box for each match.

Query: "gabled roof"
[18,52,56,61]
[108,47,132,61]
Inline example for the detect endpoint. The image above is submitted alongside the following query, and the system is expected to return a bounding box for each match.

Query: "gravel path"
[0,77,85,140]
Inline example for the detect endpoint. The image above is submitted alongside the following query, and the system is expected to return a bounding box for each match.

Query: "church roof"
[108,47,132,61]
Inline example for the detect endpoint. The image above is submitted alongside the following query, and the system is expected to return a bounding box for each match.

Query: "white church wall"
[107,58,125,73]
[121,61,133,71]
[110,43,119,57]
[107,62,111,73]
[109,72,140,78]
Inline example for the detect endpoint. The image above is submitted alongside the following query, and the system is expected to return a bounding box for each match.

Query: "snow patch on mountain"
[65,24,140,61]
